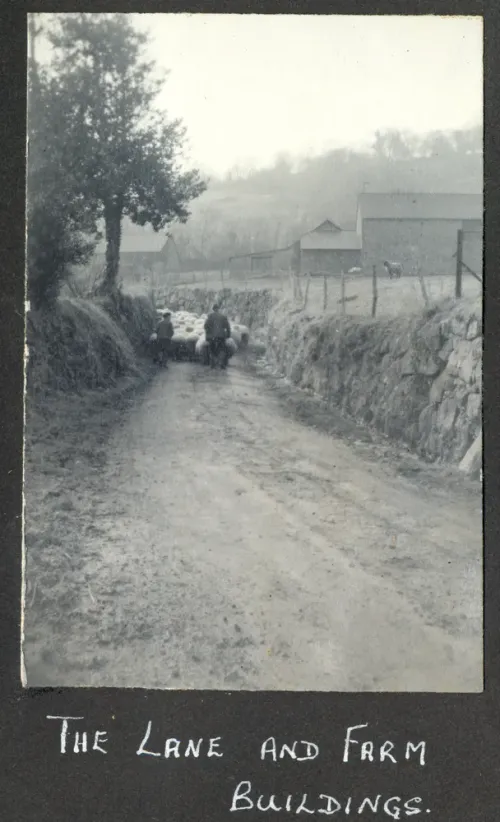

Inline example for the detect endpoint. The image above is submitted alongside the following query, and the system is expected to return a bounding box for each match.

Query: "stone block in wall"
[418,317,443,355]
[290,360,305,383]
[473,360,482,392]
[450,414,472,462]
[380,353,393,373]
[450,313,469,338]
[381,375,428,441]
[400,347,440,378]
[467,318,481,340]
[357,353,376,381]
[460,337,482,384]
[451,379,470,406]
[417,355,441,377]
[466,392,482,421]
[446,338,481,384]
[437,338,454,362]
[429,370,453,405]
[417,404,436,438]
[389,329,414,358]
[426,430,440,458]
[400,351,414,377]
[459,431,482,477]
[436,396,458,434]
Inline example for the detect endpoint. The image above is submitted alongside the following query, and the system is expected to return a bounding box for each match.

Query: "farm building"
[227,220,361,278]
[356,192,483,277]
[228,244,294,277]
[92,217,180,283]
[293,219,361,275]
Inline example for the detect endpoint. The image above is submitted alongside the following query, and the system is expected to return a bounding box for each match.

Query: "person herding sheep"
[204,304,231,369]
[156,311,174,367]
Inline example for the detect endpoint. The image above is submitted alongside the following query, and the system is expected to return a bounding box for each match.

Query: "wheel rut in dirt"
[24,358,482,691]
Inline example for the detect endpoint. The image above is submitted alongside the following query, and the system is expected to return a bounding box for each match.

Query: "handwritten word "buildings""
[230,786,428,817]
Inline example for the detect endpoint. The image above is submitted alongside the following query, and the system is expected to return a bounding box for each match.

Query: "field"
[147,271,482,318]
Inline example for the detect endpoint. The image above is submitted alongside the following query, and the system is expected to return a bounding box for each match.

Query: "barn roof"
[300,230,361,251]
[228,243,293,261]
[95,217,168,254]
[313,219,342,232]
[357,192,483,221]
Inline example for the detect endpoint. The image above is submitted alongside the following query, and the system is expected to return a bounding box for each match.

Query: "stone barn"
[356,192,483,277]
[293,220,362,275]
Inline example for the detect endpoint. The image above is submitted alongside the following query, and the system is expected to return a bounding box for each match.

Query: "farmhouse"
[356,192,483,276]
[93,216,175,282]
[293,219,361,275]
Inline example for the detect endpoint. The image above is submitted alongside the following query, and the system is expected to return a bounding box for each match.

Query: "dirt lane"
[24,359,482,691]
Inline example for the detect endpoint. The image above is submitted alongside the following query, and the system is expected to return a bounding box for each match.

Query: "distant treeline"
[172,126,482,264]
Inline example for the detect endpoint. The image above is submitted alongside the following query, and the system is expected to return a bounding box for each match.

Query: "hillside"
[171,126,482,264]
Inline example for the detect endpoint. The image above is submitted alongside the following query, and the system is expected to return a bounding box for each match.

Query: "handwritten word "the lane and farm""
[46,718,427,766]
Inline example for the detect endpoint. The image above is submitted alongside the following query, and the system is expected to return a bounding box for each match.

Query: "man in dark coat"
[204,304,231,368]
[156,311,174,366]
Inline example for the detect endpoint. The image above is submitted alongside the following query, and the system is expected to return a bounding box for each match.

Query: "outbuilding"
[294,219,362,275]
[356,192,483,276]
[228,244,295,278]
[227,220,362,278]
[92,216,173,284]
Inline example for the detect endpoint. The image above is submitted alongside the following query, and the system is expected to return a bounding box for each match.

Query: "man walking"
[156,311,174,367]
[204,304,231,369]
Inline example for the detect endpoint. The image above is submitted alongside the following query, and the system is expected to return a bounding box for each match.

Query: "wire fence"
[154,262,482,320]
[74,230,483,321]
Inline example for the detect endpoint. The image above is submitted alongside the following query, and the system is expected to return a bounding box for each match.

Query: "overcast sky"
[34,13,483,176]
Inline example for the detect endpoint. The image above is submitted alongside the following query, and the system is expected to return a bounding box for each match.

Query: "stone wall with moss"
[266,297,482,469]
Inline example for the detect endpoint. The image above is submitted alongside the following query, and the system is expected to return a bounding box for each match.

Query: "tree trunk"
[101,199,123,294]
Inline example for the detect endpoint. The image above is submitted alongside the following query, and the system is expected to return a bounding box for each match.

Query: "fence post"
[303,271,311,310]
[417,265,430,307]
[341,270,346,315]
[371,265,378,318]
[323,273,328,311]
[296,274,303,302]
[455,229,463,299]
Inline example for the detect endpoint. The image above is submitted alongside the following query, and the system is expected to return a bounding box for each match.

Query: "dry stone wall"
[266,297,482,470]
[158,287,277,331]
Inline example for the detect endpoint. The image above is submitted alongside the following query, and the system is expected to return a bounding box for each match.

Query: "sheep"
[383,260,403,279]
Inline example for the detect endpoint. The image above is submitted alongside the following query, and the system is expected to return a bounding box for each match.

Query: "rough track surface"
[24,359,482,691]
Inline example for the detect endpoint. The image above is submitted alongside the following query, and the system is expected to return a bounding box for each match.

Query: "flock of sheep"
[154,309,250,364]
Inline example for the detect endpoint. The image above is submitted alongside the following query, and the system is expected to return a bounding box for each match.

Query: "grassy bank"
[23,287,158,681]
[23,368,158,685]
[26,291,156,398]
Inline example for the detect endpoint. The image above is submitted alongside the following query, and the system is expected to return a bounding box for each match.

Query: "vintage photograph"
[23,13,483,691]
